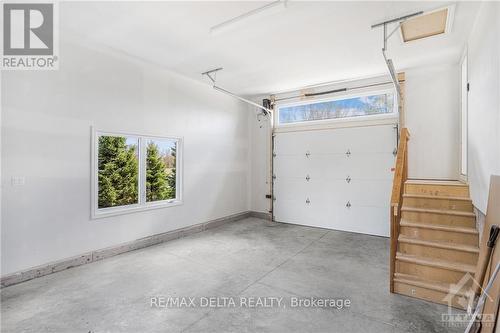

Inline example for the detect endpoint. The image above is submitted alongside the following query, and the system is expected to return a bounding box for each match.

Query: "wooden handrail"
[389,128,410,293]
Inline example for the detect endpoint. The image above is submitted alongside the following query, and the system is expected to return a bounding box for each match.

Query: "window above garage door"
[276,89,396,127]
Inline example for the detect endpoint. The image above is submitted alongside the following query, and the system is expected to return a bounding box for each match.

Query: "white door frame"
[459,50,468,182]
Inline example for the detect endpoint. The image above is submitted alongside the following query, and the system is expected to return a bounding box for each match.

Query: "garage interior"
[1,1,499,333]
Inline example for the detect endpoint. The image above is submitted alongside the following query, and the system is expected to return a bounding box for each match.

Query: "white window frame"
[274,86,398,129]
[91,129,183,219]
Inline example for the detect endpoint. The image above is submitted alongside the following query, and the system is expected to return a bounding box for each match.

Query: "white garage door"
[273,124,396,237]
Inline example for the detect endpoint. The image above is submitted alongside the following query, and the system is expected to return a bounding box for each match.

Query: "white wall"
[466,1,500,214]
[405,63,460,180]
[249,107,271,214]
[1,40,250,275]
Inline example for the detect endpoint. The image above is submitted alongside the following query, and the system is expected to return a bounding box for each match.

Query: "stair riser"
[396,260,473,285]
[398,243,478,265]
[399,226,479,246]
[405,184,469,197]
[394,282,469,309]
[403,197,473,212]
[401,211,475,228]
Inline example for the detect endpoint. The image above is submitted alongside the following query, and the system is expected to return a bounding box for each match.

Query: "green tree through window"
[166,145,176,199]
[146,141,176,202]
[97,135,178,212]
[98,136,139,208]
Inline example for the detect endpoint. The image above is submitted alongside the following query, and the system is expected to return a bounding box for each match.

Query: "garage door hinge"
[345,176,351,183]
[305,151,311,158]
[306,198,311,204]
[346,201,351,208]
[306,174,310,181]
[346,149,351,157]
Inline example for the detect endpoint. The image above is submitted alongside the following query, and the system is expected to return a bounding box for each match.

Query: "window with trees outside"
[277,91,396,125]
[93,131,181,217]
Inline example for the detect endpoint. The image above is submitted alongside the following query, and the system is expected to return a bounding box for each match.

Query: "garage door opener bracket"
[202,68,273,116]
[371,11,423,99]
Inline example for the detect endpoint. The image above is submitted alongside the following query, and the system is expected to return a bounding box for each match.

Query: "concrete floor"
[1,218,464,333]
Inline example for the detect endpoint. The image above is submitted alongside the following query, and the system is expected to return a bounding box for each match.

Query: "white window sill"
[92,200,183,220]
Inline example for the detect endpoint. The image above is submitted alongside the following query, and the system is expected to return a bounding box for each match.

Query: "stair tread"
[396,252,476,273]
[405,179,468,186]
[402,193,472,202]
[394,273,469,297]
[401,206,476,217]
[400,220,479,234]
[398,235,479,253]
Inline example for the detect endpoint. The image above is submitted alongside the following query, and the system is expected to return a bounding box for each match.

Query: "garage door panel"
[308,155,350,178]
[274,132,324,155]
[273,124,395,237]
[308,180,392,207]
[275,202,341,230]
[306,180,348,204]
[275,125,396,155]
[337,207,390,236]
[274,178,311,201]
[276,204,389,236]
[345,154,395,179]
[274,179,389,207]
[343,180,392,207]
[273,155,307,178]
[306,204,389,236]
[275,131,343,155]
[274,179,346,205]
[274,198,309,224]
[309,126,395,154]
[306,155,393,180]
[339,126,396,153]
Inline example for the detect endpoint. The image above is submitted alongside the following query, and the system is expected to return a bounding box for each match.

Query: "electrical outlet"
[11,176,25,186]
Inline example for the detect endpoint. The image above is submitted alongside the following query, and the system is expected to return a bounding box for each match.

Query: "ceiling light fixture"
[209,0,288,35]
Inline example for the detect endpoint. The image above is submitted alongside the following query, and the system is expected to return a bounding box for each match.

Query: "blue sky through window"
[125,137,138,148]
[147,139,176,156]
[124,137,175,156]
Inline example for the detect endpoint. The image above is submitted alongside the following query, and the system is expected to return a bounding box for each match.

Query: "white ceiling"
[62,1,480,96]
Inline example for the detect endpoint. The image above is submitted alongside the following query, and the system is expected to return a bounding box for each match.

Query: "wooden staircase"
[393,180,479,308]
[388,129,479,308]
